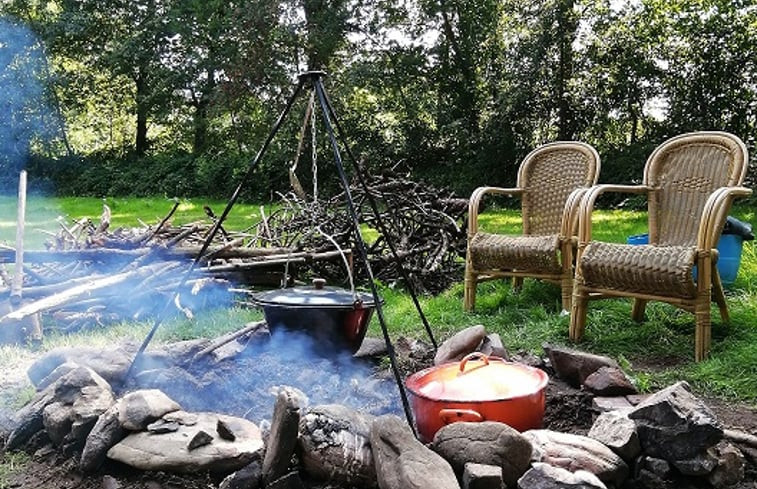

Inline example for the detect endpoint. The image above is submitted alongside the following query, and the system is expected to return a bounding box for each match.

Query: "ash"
[131,328,402,425]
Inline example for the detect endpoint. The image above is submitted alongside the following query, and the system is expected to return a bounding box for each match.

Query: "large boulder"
[27,344,138,387]
[107,412,263,473]
[432,421,532,487]
[371,415,459,489]
[5,365,111,451]
[116,389,181,431]
[80,405,125,472]
[299,404,376,487]
[523,429,628,486]
[263,388,304,484]
[628,381,722,461]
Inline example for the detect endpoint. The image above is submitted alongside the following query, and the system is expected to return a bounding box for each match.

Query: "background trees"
[1,0,755,199]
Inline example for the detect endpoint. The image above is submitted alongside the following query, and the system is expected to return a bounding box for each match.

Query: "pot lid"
[250,279,379,309]
[406,353,548,402]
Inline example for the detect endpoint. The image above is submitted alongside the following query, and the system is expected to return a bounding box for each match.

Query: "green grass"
[0,198,755,408]
[0,452,29,489]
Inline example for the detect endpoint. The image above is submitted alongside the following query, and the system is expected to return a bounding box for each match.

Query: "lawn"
[0,196,755,405]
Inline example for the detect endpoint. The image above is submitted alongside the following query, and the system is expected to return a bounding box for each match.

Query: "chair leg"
[631,299,647,322]
[464,268,477,311]
[512,277,523,292]
[712,267,729,323]
[560,275,572,313]
[694,298,711,362]
[569,284,588,341]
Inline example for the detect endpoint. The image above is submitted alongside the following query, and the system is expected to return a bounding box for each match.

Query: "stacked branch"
[252,170,468,293]
[0,202,347,337]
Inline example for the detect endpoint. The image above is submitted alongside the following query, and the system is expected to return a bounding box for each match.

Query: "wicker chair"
[569,131,751,361]
[464,142,601,312]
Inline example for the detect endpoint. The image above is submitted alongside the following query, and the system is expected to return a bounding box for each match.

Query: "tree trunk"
[556,0,576,140]
[135,68,149,156]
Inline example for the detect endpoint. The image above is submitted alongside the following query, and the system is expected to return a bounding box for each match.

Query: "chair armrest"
[468,186,523,236]
[698,186,753,250]
[561,187,591,238]
[577,184,652,243]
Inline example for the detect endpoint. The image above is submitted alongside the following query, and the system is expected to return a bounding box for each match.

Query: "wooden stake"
[11,171,27,305]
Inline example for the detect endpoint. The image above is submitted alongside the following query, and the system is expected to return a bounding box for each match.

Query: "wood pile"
[0,201,345,338]
[257,170,468,293]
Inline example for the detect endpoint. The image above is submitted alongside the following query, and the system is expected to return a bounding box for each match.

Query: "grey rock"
[73,385,115,426]
[139,339,210,368]
[267,472,306,489]
[636,468,671,489]
[80,405,126,472]
[434,325,487,365]
[5,366,110,451]
[524,429,628,486]
[354,337,388,358]
[217,419,236,441]
[708,441,746,488]
[28,344,137,387]
[582,367,637,396]
[592,396,633,413]
[432,421,532,487]
[36,362,80,391]
[542,344,619,387]
[462,463,504,489]
[478,333,509,360]
[628,381,723,461]
[371,415,459,489]
[643,456,672,478]
[147,419,180,434]
[42,402,75,446]
[107,412,263,473]
[116,389,181,431]
[218,453,263,489]
[188,430,213,450]
[517,462,607,489]
[101,474,121,489]
[299,404,376,487]
[263,388,302,484]
[588,411,640,461]
[163,410,199,426]
[672,450,718,476]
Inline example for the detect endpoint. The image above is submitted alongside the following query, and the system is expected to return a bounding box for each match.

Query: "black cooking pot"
[249,279,380,352]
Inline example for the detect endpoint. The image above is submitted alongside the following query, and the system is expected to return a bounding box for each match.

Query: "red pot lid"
[406,353,548,402]
[250,279,378,309]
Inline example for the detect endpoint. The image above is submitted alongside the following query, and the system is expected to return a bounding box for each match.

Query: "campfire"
[1,324,755,489]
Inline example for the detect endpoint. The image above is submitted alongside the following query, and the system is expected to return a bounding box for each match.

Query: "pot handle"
[439,408,483,425]
[459,352,489,372]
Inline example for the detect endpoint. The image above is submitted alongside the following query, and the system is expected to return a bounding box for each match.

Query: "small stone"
[188,430,213,450]
[708,441,746,488]
[587,411,640,461]
[582,367,637,396]
[117,390,181,431]
[163,410,198,426]
[219,454,263,489]
[146,420,180,434]
[463,462,504,489]
[102,475,121,489]
[672,451,718,476]
[517,462,607,489]
[434,325,487,365]
[592,396,632,413]
[478,334,509,360]
[625,394,650,405]
[354,337,388,358]
[217,419,236,441]
[543,344,619,387]
[643,457,671,478]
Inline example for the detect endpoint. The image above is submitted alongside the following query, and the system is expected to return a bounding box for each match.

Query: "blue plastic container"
[626,233,744,286]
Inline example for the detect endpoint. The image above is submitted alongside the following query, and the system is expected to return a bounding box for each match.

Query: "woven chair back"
[519,142,600,236]
[644,132,748,246]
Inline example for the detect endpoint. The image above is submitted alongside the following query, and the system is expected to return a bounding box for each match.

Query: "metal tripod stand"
[125,71,439,435]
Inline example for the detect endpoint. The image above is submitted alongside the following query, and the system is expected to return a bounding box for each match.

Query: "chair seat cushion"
[579,242,697,298]
[469,233,561,274]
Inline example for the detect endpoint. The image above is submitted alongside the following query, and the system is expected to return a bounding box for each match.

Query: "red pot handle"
[459,352,489,372]
[439,408,484,425]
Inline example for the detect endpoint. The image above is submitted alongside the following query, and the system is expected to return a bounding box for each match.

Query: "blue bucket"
[626,233,744,286]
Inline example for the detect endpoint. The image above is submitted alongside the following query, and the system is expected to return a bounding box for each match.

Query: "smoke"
[134,327,402,424]
[0,17,52,194]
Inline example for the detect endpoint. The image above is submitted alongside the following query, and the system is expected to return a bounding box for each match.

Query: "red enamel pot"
[405,353,549,443]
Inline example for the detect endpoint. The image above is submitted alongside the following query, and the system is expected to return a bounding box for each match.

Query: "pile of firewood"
[255,170,468,293]
[0,201,346,339]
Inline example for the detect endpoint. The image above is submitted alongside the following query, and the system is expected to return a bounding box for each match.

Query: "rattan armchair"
[464,142,601,312]
[569,131,751,361]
